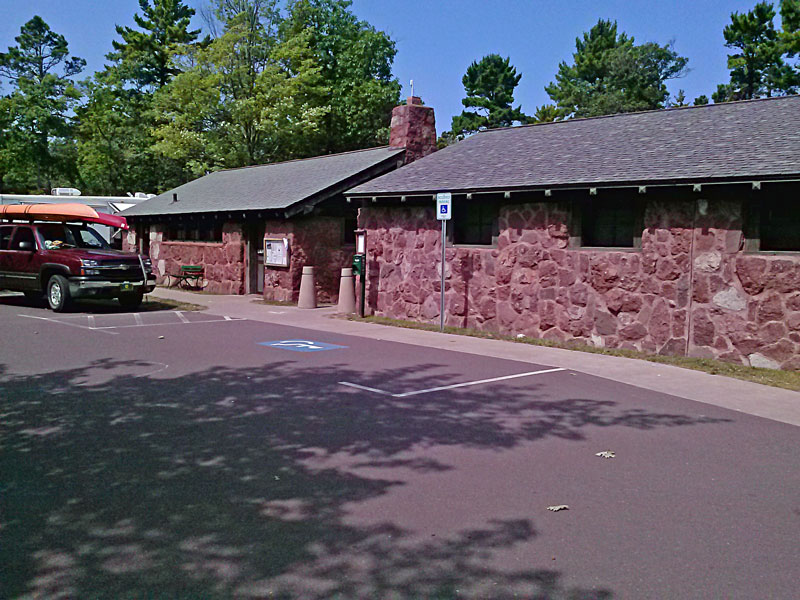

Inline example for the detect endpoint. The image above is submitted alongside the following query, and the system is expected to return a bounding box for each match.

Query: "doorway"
[247,223,265,294]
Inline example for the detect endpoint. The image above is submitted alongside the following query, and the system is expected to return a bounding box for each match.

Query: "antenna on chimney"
[410,79,414,98]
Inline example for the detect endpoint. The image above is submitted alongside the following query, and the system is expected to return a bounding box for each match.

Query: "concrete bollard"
[297,266,317,309]
[337,267,356,314]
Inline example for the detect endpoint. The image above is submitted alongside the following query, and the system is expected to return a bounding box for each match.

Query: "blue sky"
[1,0,764,134]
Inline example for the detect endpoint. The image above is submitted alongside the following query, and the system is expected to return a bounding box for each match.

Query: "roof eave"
[345,173,800,200]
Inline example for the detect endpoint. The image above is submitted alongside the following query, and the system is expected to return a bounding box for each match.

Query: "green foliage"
[721,2,795,99]
[0,16,85,192]
[282,0,401,153]
[75,77,184,194]
[75,0,201,194]
[2,1,401,193]
[671,89,688,107]
[783,0,800,54]
[545,19,688,118]
[693,94,710,105]
[436,130,458,149]
[530,104,566,123]
[152,17,329,176]
[108,0,201,90]
[450,54,528,137]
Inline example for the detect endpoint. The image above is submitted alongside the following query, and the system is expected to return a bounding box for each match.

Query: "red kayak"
[0,203,129,230]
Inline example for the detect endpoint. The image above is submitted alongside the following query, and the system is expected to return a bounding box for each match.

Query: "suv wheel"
[47,275,71,312]
[119,291,143,310]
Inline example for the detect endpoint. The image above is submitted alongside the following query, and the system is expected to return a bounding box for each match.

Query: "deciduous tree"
[76,0,201,194]
[282,0,401,153]
[152,17,329,176]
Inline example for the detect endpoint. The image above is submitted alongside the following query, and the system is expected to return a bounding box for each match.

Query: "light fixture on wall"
[355,229,367,255]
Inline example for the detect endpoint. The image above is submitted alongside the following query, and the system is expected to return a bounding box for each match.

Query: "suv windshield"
[37,224,110,250]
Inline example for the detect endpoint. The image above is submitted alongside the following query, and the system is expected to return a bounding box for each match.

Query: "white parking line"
[338,381,394,395]
[18,313,119,335]
[175,311,190,323]
[18,312,246,332]
[90,317,246,330]
[338,367,566,398]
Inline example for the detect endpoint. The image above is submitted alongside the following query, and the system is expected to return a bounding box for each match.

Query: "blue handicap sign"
[259,340,347,352]
[440,204,448,214]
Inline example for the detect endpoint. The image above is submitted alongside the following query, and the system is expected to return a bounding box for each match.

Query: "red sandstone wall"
[389,96,436,163]
[126,224,245,294]
[126,217,353,301]
[360,201,800,370]
[263,216,355,304]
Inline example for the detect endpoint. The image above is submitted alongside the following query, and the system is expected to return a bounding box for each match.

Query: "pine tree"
[721,2,792,99]
[450,54,528,137]
[108,0,201,90]
[545,20,688,118]
[530,104,566,123]
[0,16,85,192]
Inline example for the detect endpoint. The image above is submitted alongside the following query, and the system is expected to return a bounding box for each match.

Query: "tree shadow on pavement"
[0,359,729,599]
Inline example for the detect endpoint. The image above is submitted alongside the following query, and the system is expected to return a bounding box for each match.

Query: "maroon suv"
[0,221,155,311]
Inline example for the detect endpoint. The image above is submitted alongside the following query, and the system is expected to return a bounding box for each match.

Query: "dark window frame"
[745,197,800,253]
[452,198,499,246]
[0,225,14,250]
[572,198,644,250]
[9,226,36,251]
[165,221,223,243]
[342,217,357,246]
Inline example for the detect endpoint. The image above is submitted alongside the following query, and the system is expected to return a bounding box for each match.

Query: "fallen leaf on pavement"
[547,505,569,512]
[595,450,615,459]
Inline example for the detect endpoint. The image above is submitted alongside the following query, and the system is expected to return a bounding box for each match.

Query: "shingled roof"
[347,96,800,197]
[123,146,404,217]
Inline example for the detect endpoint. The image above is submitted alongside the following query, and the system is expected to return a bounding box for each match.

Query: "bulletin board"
[264,237,290,267]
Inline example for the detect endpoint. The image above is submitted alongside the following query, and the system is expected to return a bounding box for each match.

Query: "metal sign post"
[436,193,452,332]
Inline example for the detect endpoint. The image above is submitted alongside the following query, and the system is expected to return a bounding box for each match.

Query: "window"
[0,226,13,250]
[580,199,638,248]
[759,199,800,251]
[453,200,498,245]
[343,217,357,245]
[9,226,35,250]
[37,224,78,249]
[166,222,222,242]
[67,225,109,249]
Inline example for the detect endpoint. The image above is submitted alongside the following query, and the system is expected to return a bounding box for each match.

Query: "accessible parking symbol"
[259,340,347,352]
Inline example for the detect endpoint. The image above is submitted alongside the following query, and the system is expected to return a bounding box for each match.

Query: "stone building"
[346,96,800,370]
[121,97,435,302]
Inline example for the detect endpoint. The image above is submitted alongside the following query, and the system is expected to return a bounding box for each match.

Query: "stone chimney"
[389,96,436,164]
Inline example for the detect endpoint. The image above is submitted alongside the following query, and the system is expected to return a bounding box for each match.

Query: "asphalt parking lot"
[1,294,799,599]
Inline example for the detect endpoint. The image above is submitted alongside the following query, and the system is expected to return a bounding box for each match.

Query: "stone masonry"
[126,217,354,302]
[125,223,245,294]
[360,198,800,370]
[262,216,355,304]
[389,96,436,164]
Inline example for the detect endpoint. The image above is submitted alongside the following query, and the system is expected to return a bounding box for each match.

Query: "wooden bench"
[171,265,205,289]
